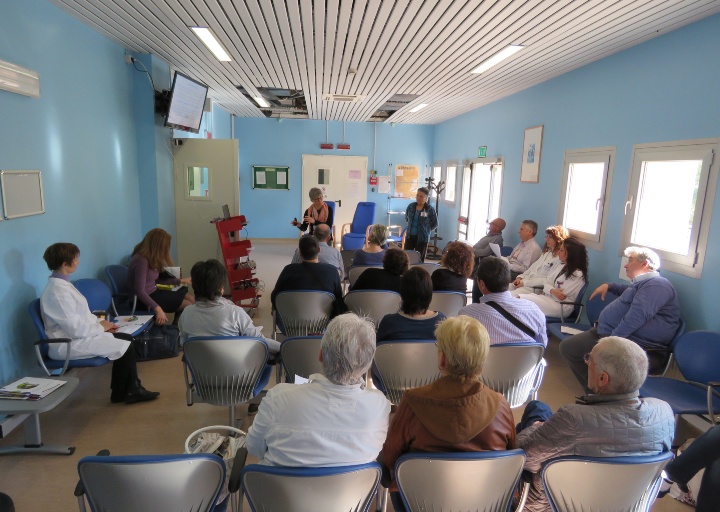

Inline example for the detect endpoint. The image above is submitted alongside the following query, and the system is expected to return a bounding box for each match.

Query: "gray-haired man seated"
[246,313,391,466]
[515,336,674,512]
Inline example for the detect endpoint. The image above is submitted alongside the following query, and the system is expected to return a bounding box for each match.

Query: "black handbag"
[133,323,180,361]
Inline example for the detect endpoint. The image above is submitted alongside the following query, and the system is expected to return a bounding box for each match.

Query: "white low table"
[0,376,78,455]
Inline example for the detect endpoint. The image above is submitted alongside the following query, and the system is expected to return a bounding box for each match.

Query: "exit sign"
[478,146,487,158]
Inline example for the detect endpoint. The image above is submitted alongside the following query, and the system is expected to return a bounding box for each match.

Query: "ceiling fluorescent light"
[253,96,270,108]
[190,27,231,62]
[409,103,428,113]
[471,45,524,74]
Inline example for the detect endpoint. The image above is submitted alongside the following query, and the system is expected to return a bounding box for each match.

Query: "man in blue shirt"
[560,246,681,393]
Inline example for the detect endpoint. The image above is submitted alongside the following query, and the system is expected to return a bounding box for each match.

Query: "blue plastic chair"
[541,452,673,512]
[280,336,323,383]
[76,453,227,512]
[323,200,337,245]
[105,265,152,316]
[395,450,528,512]
[428,291,467,317]
[640,330,720,425]
[372,339,440,402]
[545,281,589,324]
[242,462,381,512]
[29,299,110,376]
[500,245,513,257]
[341,202,376,250]
[547,291,618,341]
[73,278,113,314]
[182,336,272,426]
[480,342,546,408]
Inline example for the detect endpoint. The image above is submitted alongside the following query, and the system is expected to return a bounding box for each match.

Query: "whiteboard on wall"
[1,170,45,219]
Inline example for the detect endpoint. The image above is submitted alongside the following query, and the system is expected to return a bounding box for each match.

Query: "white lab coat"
[40,277,129,360]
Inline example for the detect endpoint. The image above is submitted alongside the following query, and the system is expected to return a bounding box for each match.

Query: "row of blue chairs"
[73,448,672,512]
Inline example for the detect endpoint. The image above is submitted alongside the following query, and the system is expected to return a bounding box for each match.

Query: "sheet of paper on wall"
[349,169,361,179]
[489,243,502,258]
[277,171,287,185]
[378,176,390,194]
[256,171,266,185]
[349,182,361,198]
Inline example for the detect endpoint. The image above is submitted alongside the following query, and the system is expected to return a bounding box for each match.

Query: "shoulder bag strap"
[485,300,537,339]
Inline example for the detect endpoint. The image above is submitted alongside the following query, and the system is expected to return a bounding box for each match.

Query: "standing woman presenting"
[404,187,438,260]
[128,228,194,325]
[291,187,333,237]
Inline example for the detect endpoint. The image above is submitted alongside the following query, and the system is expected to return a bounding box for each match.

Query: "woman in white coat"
[40,243,159,404]
[509,225,568,291]
[516,237,588,318]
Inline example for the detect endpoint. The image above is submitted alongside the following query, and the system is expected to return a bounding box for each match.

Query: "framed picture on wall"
[520,125,543,183]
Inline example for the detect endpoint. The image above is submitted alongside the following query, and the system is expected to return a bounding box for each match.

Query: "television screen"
[165,71,208,133]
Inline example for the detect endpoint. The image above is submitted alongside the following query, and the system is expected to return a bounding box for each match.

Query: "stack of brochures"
[0,377,66,400]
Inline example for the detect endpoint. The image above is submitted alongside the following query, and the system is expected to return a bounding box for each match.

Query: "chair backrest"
[411,262,440,275]
[480,343,546,408]
[404,250,422,264]
[541,452,673,512]
[280,336,323,383]
[324,200,336,225]
[73,278,112,313]
[500,246,513,257]
[78,453,225,512]
[673,330,720,384]
[183,337,269,406]
[275,291,335,336]
[242,462,381,512]
[373,341,441,404]
[104,265,130,295]
[347,265,380,287]
[568,281,590,320]
[29,299,48,341]
[340,250,355,276]
[395,450,526,512]
[429,291,467,317]
[585,291,619,325]
[350,202,376,234]
[345,290,401,327]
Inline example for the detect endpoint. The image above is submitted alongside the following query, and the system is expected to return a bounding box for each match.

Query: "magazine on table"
[0,377,66,400]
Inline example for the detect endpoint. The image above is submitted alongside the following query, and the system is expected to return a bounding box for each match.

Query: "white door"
[458,160,503,242]
[173,139,239,273]
[301,155,368,237]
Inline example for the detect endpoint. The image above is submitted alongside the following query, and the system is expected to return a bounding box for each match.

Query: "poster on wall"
[520,125,543,183]
[395,164,419,197]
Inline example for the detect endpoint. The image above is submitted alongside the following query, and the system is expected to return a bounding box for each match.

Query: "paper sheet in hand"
[294,375,310,385]
[560,326,584,336]
[489,243,502,258]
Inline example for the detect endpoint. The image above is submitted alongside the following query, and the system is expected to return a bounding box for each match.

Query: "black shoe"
[124,386,160,404]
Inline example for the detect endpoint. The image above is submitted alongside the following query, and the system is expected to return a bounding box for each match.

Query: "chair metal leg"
[375,487,388,512]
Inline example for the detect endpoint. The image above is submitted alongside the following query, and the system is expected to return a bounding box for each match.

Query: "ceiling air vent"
[322,94,364,103]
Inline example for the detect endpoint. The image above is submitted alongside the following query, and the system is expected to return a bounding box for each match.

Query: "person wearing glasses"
[509,225,569,291]
[291,187,333,237]
[404,187,438,260]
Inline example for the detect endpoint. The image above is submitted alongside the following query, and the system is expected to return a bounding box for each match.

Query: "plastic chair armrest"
[341,223,351,238]
[228,446,248,494]
[34,338,72,376]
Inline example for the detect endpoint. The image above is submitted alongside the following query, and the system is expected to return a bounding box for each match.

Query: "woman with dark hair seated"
[351,248,409,293]
[40,243,159,404]
[381,316,515,512]
[432,241,474,293]
[177,259,280,353]
[377,267,446,342]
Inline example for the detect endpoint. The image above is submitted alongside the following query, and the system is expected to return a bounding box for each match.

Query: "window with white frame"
[430,164,442,197]
[444,161,457,203]
[620,139,719,278]
[558,147,615,251]
[458,160,503,242]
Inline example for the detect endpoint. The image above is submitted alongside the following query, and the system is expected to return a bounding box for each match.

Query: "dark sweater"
[351,268,402,293]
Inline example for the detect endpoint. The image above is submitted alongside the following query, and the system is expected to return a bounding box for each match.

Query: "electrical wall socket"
[124,54,133,65]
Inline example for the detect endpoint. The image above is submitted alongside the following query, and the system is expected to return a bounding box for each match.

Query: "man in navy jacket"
[560,246,681,393]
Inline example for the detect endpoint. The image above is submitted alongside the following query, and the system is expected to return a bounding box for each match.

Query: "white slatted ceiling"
[49,0,720,124]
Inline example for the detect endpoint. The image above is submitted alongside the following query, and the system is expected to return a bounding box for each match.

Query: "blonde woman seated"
[432,241,474,293]
[381,315,515,512]
[509,225,569,291]
[352,224,389,266]
[516,237,588,318]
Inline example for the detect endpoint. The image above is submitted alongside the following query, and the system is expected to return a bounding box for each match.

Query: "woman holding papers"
[128,228,194,325]
[40,243,159,404]
[509,225,568,291]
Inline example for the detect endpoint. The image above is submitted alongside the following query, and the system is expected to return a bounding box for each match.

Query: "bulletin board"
[1,169,45,219]
[252,165,289,190]
[394,164,419,198]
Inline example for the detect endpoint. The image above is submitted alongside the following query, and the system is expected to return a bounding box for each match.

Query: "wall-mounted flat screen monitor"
[165,71,208,134]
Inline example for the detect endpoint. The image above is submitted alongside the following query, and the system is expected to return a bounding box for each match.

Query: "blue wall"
[233,118,434,238]
[0,0,148,381]
[434,13,720,331]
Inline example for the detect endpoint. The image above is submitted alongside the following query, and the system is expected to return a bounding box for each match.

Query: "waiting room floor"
[0,239,695,510]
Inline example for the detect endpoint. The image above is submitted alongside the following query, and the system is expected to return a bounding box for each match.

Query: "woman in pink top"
[128,228,194,325]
